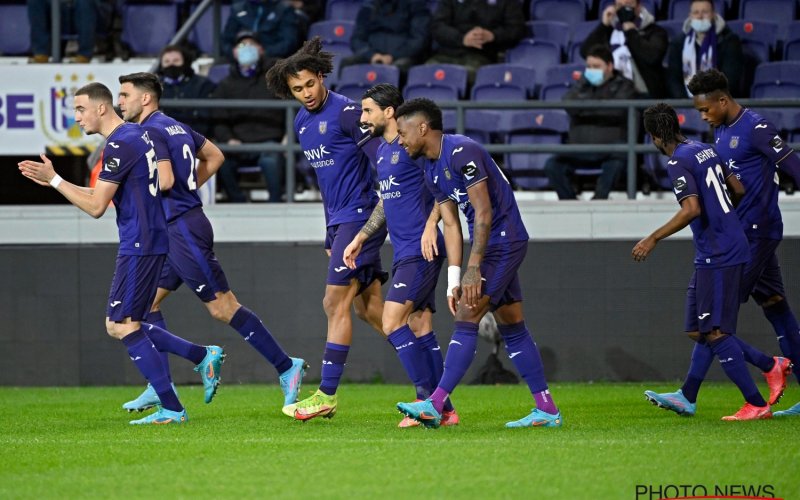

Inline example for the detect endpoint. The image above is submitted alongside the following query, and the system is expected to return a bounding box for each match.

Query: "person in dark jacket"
[221,0,301,61]
[156,45,217,137]
[427,0,525,81]
[581,0,668,98]
[212,32,286,202]
[667,0,743,98]
[544,45,637,200]
[340,0,431,76]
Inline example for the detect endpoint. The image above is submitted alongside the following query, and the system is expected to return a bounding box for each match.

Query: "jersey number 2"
[183,144,198,191]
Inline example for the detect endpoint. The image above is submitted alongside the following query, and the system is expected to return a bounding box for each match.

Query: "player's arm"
[632,195,700,262]
[462,179,492,308]
[725,172,746,207]
[440,199,463,316]
[751,120,800,185]
[18,154,117,218]
[421,202,441,261]
[196,139,225,188]
[156,160,174,191]
[776,149,800,186]
[343,199,385,269]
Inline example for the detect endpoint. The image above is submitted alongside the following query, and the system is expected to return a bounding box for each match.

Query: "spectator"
[286,0,324,38]
[221,0,301,61]
[427,0,525,81]
[667,0,743,98]
[340,0,431,77]
[212,32,286,203]
[544,45,637,200]
[581,0,668,98]
[155,45,217,137]
[27,0,99,63]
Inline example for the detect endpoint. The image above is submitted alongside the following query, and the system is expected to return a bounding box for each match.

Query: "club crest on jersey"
[391,151,400,164]
[318,121,327,134]
[104,157,120,173]
[729,136,739,149]
[444,168,451,180]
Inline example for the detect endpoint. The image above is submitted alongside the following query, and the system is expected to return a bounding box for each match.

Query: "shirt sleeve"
[667,158,697,204]
[98,139,140,184]
[145,125,170,163]
[751,119,794,165]
[424,168,448,204]
[190,127,207,151]
[451,141,489,189]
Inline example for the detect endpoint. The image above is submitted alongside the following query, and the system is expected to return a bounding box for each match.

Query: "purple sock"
[430,322,478,413]
[319,342,349,396]
[143,322,206,365]
[121,329,182,412]
[498,321,557,414]
[417,331,453,412]
[764,300,800,384]
[680,342,713,403]
[146,310,171,378]
[230,306,292,375]
[710,335,767,407]
[387,325,433,400]
[733,336,774,372]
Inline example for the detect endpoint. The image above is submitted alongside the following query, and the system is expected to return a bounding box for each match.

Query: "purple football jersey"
[141,111,206,222]
[295,91,380,226]
[423,134,528,245]
[668,140,749,268]
[98,122,168,255]
[378,136,444,261]
[713,108,791,240]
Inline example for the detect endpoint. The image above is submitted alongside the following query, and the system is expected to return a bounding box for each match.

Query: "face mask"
[161,65,185,81]
[690,18,712,33]
[237,44,260,66]
[584,68,605,86]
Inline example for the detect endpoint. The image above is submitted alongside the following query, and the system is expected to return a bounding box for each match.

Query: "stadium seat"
[505,39,562,88]
[121,3,178,56]
[526,21,571,55]
[442,109,501,144]
[669,0,724,19]
[471,64,537,101]
[658,20,685,41]
[307,20,355,51]
[207,63,231,84]
[728,20,777,64]
[403,64,468,101]
[504,110,570,190]
[783,21,800,61]
[0,3,30,55]
[324,44,354,89]
[539,63,584,102]
[530,0,586,24]
[325,0,363,21]
[751,61,800,98]
[335,64,401,101]
[599,0,658,16]
[568,21,597,63]
[190,4,231,56]
[740,0,796,30]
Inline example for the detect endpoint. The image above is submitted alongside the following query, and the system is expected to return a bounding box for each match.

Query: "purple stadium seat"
[568,21,597,64]
[326,0,363,21]
[0,4,30,55]
[307,20,355,51]
[471,64,537,101]
[728,20,777,64]
[526,21,570,54]
[325,44,353,89]
[740,0,796,30]
[122,3,178,56]
[658,20,685,41]
[783,21,800,61]
[539,63,584,101]
[669,0,724,19]
[504,110,570,190]
[335,64,401,101]
[189,4,231,56]
[505,39,561,88]
[751,61,800,98]
[599,0,658,16]
[403,64,468,101]
[530,0,585,24]
[207,63,231,85]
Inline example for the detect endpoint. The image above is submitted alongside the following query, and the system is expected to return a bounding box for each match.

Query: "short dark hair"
[643,103,682,144]
[586,44,613,65]
[362,83,403,111]
[687,68,730,97]
[690,0,715,10]
[265,37,334,99]
[159,44,189,63]
[119,72,163,102]
[395,98,443,131]
[75,82,113,105]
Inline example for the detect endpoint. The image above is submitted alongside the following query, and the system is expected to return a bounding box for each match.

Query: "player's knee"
[381,317,404,336]
[322,293,345,318]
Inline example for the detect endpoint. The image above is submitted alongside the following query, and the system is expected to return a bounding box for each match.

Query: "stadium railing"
[160,97,800,201]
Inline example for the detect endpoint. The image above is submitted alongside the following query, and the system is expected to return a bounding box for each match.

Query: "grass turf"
[0,383,798,499]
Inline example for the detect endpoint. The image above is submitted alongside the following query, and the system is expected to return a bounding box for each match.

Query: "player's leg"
[409,308,457,423]
[353,279,384,334]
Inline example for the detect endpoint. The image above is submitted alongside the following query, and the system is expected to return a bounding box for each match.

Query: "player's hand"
[18,154,56,187]
[325,248,332,257]
[447,286,461,316]
[343,239,363,269]
[460,265,482,309]
[421,224,439,262]
[602,5,616,26]
[632,236,657,262]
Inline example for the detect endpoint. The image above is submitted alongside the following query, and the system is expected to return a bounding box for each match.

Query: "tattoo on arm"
[463,265,480,286]
[470,220,489,259]
[360,203,386,237]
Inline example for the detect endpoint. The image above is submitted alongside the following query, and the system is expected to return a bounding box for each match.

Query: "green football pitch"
[1,383,798,499]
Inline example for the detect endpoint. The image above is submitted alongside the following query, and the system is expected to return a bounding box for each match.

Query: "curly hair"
[395,98,443,131]
[643,103,683,145]
[264,37,334,99]
[687,68,730,97]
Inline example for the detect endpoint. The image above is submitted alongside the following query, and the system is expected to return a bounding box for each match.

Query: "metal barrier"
[161,97,800,201]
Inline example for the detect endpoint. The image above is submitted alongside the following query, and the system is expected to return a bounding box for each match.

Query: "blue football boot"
[194,345,225,403]
[122,383,179,412]
[279,357,308,412]
[397,399,442,428]
[774,401,800,417]
[129,407,188,425]
[644,389,696,416]
[505,408,563,428]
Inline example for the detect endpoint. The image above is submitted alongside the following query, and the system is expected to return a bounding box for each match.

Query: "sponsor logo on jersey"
[673,175,687,194]
[104,157,121,173]
[461,161,478,180]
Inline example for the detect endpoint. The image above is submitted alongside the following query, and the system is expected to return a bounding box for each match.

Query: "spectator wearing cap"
[666,0,743,98]
[221,0,301,61]
[156,45,217,137]
[212,33,286,202]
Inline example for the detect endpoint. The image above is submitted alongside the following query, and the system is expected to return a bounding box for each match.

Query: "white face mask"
[690,18,712,33]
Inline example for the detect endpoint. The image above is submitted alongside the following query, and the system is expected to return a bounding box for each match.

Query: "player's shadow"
[605,347,663,381]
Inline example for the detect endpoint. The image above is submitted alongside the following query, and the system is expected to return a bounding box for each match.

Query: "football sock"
[732,336,774,372]
[681,342,713,403]
[319,342,349,396]
[417,331,454,412]
[230,306,293,374]
[710,335,767,407]
[763,300,800,383]
[121,329,182,412]
[387,325,433,400]
[143,322,206,365]
[498,321,557,414]
[145,310,171,380]
[431,322,479,413]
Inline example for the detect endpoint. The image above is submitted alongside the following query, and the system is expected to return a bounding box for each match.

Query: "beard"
[370,123,386,138]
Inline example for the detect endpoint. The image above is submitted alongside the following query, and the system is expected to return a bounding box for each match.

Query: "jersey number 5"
[145,148,159,196]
